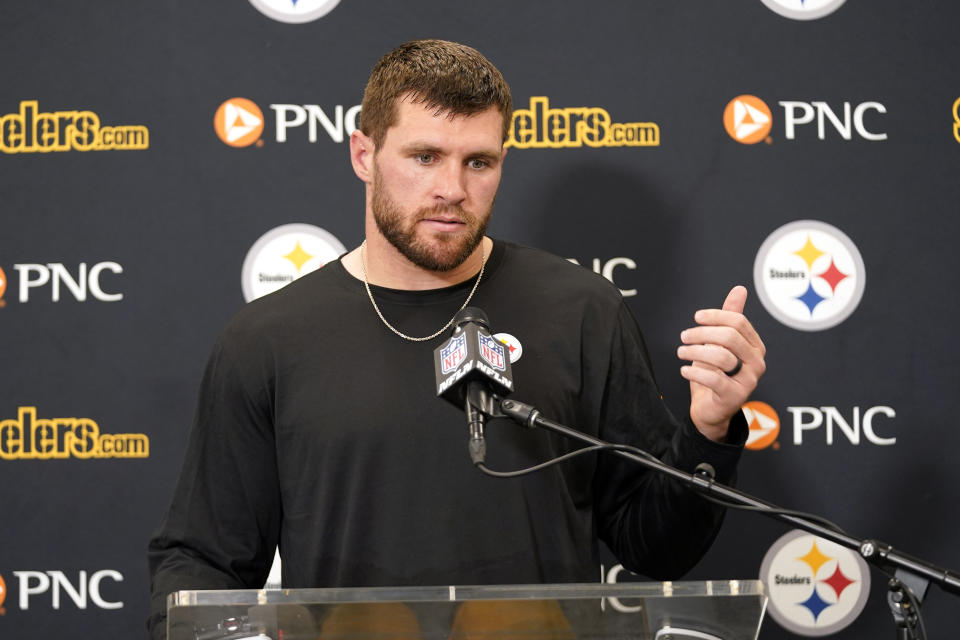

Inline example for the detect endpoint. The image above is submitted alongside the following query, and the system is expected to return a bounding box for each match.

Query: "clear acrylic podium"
[167,581,766,640]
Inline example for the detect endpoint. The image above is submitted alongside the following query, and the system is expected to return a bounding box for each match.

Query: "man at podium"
[148,39,765,640]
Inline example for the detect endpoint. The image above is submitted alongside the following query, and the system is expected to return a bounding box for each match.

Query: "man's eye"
[416,154,434,164]
[468,159,489,170]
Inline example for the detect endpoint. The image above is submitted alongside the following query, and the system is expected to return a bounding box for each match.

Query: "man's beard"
[372,171,491,272]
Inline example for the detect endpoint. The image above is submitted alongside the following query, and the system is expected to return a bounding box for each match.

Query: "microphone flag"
[434,307,514,409]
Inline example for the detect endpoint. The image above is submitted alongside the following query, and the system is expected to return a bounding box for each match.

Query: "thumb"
[722,285,748,313]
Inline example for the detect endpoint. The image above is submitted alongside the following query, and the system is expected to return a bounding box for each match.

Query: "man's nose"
[432,162,467,204]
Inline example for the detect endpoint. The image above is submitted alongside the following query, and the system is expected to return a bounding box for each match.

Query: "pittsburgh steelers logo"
[248,0,341,24]
[760,0,848,21]
[760,530,870,635]
[493,333,523,364]
[241,224,346,301]
[754,220,865,331]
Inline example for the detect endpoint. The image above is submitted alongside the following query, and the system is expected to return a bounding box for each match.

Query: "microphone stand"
[482,396,960,640]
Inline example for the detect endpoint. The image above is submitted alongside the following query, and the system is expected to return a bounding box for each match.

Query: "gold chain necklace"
[360,240,486,342]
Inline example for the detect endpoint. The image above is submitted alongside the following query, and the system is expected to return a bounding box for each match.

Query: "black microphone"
[434,307,514,463]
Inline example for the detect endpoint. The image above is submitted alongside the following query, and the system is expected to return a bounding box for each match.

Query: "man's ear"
[350,129,374,183]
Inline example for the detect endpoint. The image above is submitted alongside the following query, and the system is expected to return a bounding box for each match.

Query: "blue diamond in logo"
[796,282,826,315]
[798,586,832,622]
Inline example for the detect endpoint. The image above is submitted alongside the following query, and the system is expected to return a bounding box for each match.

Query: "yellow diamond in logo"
[793,235,826,270]
[283,240,315,273]
[797,540,833,575]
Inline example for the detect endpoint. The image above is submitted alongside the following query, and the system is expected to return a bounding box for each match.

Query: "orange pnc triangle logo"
[723,95,772,144]
[0,265,7,307]
[743,401,780,450]
[214,98,265,147]
[0,572,7,612]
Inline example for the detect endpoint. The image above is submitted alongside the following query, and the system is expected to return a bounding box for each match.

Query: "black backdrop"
[2,1,959,637]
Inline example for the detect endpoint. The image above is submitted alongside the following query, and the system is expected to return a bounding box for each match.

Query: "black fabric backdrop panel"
[1,1,958,637]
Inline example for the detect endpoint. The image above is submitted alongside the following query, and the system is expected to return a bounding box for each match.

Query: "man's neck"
[341,235,491,291]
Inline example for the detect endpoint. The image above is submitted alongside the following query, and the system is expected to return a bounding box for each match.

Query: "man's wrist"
[692,419,731,443]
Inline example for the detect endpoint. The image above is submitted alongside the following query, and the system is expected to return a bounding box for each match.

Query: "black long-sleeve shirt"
[148,241,746,638]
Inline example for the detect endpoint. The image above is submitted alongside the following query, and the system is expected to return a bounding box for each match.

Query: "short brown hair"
[359,39,513,148]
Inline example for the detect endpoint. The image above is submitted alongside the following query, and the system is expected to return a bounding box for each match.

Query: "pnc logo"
[742,401,780,450]
[724,95,772,144]
[567,257,639,298]
[0,266,7,307]
[1,572,6,613]
[5,570,123,611]
[724,97,887,143]
[741,402,896,448]
[214,98,265,147]
[9,261,123,304]
[215,99,360,147]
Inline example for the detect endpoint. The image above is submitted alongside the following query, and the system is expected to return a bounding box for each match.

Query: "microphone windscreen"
[454,306,490,329]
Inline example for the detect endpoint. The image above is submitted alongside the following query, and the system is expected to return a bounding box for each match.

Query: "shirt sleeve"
[592,302,747,579]
[146,334,281,640]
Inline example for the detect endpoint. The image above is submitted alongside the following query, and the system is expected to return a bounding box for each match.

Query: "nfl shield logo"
[441,333,468,374]
[478,334,506,371]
